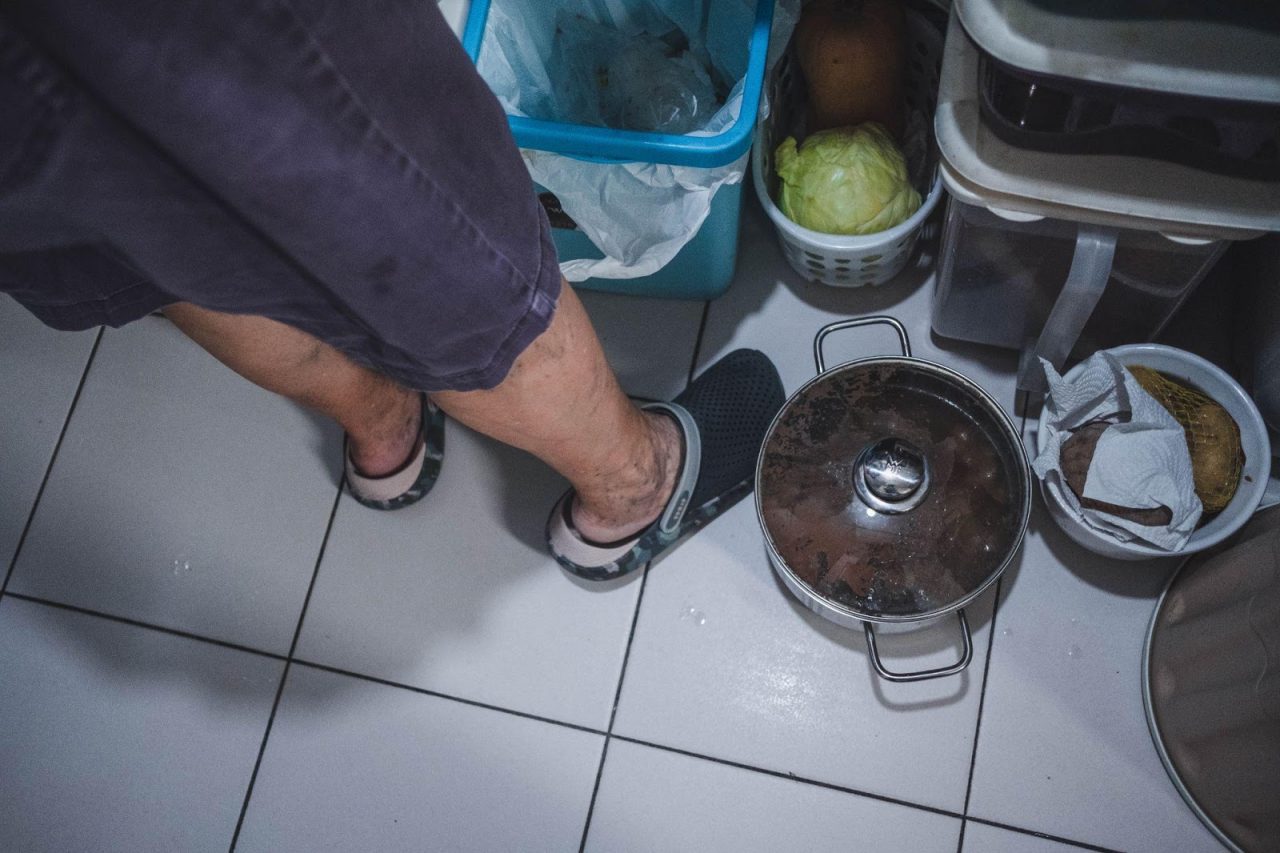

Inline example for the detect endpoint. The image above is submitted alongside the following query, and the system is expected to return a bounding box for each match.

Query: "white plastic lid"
[934,10,1279,240]
[956,0,1280,105]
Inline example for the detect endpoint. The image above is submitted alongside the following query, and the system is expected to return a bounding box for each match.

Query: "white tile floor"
[0,200,1231,852]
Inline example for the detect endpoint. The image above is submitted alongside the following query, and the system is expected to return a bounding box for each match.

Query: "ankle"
[571,410,682,542]
[346,390,422,478]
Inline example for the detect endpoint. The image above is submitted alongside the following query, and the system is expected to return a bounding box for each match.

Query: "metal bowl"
[1037,344,1271,560]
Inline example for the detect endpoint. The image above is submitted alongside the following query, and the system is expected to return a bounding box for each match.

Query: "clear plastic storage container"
[931,5,1277,391]
[932,199,1226,362]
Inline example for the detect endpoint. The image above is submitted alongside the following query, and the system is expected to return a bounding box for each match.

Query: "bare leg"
[431,283,680,542]
[163,303,421,478]
[165,285,679,540]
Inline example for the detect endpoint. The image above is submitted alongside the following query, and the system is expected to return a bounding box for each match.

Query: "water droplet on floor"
[1068,645,1082,658]
[1000,627,1012,637]
[681,606,706,626]
[1070,617,1079,625]
[171,557,191,575]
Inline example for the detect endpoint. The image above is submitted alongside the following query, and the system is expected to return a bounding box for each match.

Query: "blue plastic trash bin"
[462,0,774,299]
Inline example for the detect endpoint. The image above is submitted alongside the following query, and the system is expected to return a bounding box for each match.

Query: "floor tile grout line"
[955,575,1002,851]
[8,322,1077,849]
[292,658,608,738]
[575,293,707,849]
[228,481,344,852]
[227,659,294,853]
[577,568,652,853]
[4,589,608,737]
[5,587,608,740]
[247,647,1124,853]
[590,730,1122,853]
[281,479,346,660]
[607,573,652,732]
[4,583,1113,850]
[686,300,711,384]
[572,299,708,852]
[1,592,289,662]
[611,733,966,821]
[958,388,1030,853]
[961,390,1062,853]
[4,321,1107,848]
[1,327,104,598]
[577,739,613,853]
[964,817,1125,853]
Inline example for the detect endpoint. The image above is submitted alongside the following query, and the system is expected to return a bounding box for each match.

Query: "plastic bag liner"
[475,0,798,281]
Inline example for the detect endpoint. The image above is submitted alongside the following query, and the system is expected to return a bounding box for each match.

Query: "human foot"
[346,387,422,477]
[569,410,683,544]
[548,350,785,579]
[345,395,446,510]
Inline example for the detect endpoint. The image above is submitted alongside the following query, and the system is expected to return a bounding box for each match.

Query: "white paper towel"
[1032,353,1203,551]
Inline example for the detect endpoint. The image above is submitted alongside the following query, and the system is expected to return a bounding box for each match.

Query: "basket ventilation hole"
[862,254,882,263]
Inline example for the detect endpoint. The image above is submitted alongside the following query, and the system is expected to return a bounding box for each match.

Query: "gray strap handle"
[1018,224,1118,393]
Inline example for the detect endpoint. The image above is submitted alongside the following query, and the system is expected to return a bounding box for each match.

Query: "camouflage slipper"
[547,349,784,581]
[344,395,445,510]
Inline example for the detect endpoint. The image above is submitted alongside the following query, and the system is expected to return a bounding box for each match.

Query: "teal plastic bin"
[462,0,774,299]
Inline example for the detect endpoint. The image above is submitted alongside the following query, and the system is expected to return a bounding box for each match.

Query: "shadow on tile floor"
[492,430,642,595]
[279,419,645,729]
[298,407,347,489]
[20,596,287,707]
[707,205,1018,398]
[1024,505,1178,601]
[699,207,936,361]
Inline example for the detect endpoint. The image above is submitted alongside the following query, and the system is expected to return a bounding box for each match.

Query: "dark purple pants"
[0,0,560,391]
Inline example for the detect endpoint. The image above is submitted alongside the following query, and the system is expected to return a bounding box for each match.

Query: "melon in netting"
[1127,366,1245,515]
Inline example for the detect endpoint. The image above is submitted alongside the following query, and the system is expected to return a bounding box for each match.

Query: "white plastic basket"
[753,9,945,287]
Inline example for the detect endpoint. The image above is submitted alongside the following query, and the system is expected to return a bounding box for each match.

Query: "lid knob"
[854,438,930,514]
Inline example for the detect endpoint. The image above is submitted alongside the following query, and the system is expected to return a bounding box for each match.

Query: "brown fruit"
[794,0,907,138]
[1060,421,1174,527]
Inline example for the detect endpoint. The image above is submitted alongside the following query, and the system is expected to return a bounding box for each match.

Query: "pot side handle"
[863,609,973,683]
[814,316,912,375]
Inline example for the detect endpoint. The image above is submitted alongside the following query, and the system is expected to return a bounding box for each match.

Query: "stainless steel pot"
[755,317,1032,682]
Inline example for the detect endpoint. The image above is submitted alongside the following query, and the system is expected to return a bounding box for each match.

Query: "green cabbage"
[774,123,921,235]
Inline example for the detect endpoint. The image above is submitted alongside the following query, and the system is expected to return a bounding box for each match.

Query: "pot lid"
[758,358,1030,621]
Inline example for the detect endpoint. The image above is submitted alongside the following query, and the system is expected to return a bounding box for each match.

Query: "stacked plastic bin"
[930,0,1280,391]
